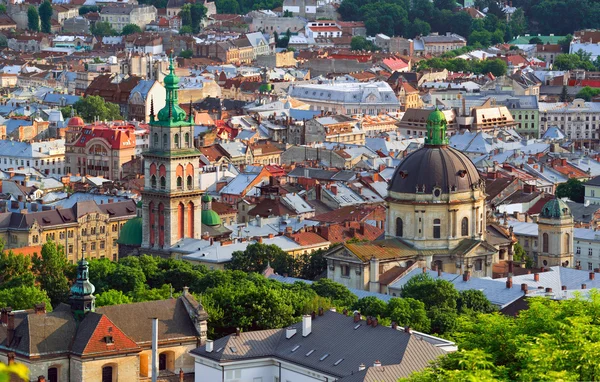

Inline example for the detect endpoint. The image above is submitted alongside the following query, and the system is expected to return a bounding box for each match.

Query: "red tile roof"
[382,57,408,72]
[79,314,140,356]
[317,221,384,243]
[527,195,554,215]
[289,231,329,246]
[309,26,341,32]
[74,126,135,149]
[311,205,382,224]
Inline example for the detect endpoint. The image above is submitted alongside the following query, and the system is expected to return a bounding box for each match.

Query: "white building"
[287,81,400,115]
[305,21,342,39]
[539,98,600,140]
[99,4,157,32]
[191,310,454,382]
[0,140,65,176]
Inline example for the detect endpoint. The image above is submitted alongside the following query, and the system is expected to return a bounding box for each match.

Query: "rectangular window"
[577,247,581,254]
[91,242,96,251]
[589,248,593,256]
[589,262,594,271]
[341,264,350,277]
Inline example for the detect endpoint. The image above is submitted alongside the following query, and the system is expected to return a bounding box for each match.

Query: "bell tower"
[141,56,202,252]
[70,255,95,321]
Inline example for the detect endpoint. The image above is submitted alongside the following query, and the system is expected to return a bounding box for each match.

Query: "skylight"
[305,349,315,356]
[334,358,344,366]
[291,345,300,352]
[320,354,329,361]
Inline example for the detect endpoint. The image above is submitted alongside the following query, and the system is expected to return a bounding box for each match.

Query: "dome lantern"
[425,107,449,146]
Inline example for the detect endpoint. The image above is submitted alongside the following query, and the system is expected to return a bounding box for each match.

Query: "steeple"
[69,252,96,321]
[154,54,190,126]
[424,107,449,146]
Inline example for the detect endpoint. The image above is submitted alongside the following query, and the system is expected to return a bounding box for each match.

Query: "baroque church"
[325,109,517,292]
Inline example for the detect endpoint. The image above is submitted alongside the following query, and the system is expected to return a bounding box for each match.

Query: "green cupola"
[425,107,449,146]
[201,194,222,226]
[152,55,193,127]
[540,198,572,219]
[69,255,96,321]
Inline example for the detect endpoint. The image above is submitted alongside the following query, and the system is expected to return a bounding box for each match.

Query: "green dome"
[540,198,571,219]
[118,217,143,246]
[202,194,212,203]
[427,108,446,124]
[71,259,95,296]
[164,71,180,86]
[202,209,222,226]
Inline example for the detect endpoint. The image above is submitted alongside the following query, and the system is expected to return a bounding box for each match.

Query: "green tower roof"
[202,194,212,203]
[424,107,449,146]
[540,198,571,219]
[150,55,193,128]
[118,217,143,246]
[202,209,222,226]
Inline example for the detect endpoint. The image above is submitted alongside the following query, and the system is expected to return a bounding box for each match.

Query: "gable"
[72,313,140,356]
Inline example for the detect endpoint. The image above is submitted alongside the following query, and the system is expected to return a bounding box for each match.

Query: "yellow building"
[0,199,137,263]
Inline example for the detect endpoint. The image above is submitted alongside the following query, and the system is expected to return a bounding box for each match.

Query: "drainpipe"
[152,317,158,382]
[221,365,225,382]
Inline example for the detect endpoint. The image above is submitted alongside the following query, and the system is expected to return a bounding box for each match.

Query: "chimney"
[152,318,158,382]
[437,267,442,277]
[422,267,427,274]
[1,307,11,325]
[343,308,348,316]
[391,322,398,330]
[302,315,312,337]
[590,272,595,280]
[7,352,14,365]
[235,328,241,336]
[582,283,587,289]
[367,316,372,325]
[358,364,366,371]
[286,327,297,339]
[318,307,324,316]
[506,277,513,288]
[562,285,567,291]
[463,270,470,281]
[34,302,46,315]
[179,369,184,382]
[353,312,360,322]
[373,360,382,367]
[7,312,15,346]
[534,273,540,282]
[205,339,214,352]
[404,326,411,334]
[371,318,378,327]
[521,283,528,292]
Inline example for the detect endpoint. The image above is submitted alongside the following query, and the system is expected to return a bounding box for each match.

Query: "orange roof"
[309,26,341,32]
[3,245,43,258]
[290,232,329,246]
[80,314,140,355]
[319,221,384,243]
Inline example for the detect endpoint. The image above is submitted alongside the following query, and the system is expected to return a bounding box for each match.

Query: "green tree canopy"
[79,5,99,15]
[91,21,117,36]
[27,6,39,32]
[351,296,388,318]
[73,95,122,122]
[31,241,71,306]
[386,297,430,332]
[121,23,142,35]
[94,289,134,307]
[0,286,52,312]
[350,36,379,51]
[179,25,193,35]
[576,86,600,101]
[457,289,497,314]
[0,4,7,14]
[528,36,543,44]
[179,49,193,58]
[311,278,358,308]
[0,249,35,290]
[39,0,52,33]
[556,178,585,203]
[180,3,207,33]
[401,273,459,311]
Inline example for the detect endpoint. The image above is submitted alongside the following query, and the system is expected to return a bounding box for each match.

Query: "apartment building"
[100,4,157,32]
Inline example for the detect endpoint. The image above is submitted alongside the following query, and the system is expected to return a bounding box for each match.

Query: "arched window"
[163,133,168,149]
[153,133,159,147]
[151,175,156,188]
[461,217,469,236]
[187,175,193,190]
[174,133,180,149]
[396,217,403,237]
[543,232,549,253]
[433,219,441,239]
[160,176,166,190]
[177,176,182,190]
[185,132,190,147]
[101,365,114,382]
[178,202,184,239]
[565,233,570,252]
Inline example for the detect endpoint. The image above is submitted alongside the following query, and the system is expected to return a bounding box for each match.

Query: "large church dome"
[389,108,481,195]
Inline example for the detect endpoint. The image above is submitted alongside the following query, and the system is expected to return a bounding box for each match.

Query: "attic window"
[216,347,223,353]
[104,336,114,344]
[126,207,134,213]
[42,218,50,223]
[354,324,361,330]
[291,345,300,352]
[229,346,237,353]
[107,209,116,215]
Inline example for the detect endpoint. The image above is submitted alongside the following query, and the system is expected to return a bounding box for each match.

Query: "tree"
[352,296,388,318]
[0,249,35,290]
[227,243,292,274]
[386,297,430,332]
[434,0,456,10]
[310,278,357,307]
[0,286,52,311]
[73,95,122,122]
[283,10,293,17]
[27,6,39,32]
[528,36,543,44]
[31,241,70,307]
[401,273,459,311]
[179,49,193,58]
[39,0,52,33]
[0,4,7,14]
[483,59,508,77]
[350,36,378,51]
[95,289,133,306]
[576,86,600,101]
[121,23,142,35]
[457,290,496,314]
[216,0,241,14]
[180,3,207,33]
[91,21,117,36]
[408,18,431,39]
[508,8,527,38]
[558,34,573,52]
[556,178,585,203]
[179,25,193,35]
[79,5,99,15]
[560,84,570,102]
[0,362,29,382]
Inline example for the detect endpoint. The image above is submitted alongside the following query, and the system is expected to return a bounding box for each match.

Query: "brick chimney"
[371,318,378,327]
[1,307,11,325]
[506,277,513,288]
[590,272,595,280]
[7,352,14,365]
[34,302,46,315]
[562,285,567,291]
[582,283,587,289]
[463,270,470,281]
[330,185,337,195]
[354,312,360,322]
[37,377,46,382]
[521,283,528,292]
[7,313,15,346]
[534,273,539,282]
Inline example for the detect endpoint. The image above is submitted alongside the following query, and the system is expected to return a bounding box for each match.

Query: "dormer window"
[104,336,114,344]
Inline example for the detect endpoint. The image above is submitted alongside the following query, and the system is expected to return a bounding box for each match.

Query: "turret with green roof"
[150,55,194,128]
[424,107,449,146]
[201,194,222,226]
